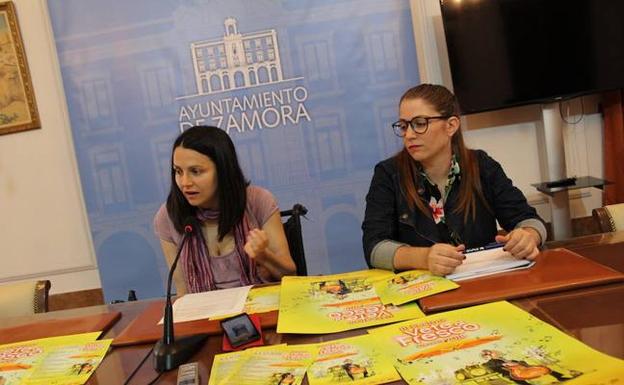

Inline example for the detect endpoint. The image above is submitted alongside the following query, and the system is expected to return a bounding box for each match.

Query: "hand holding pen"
[426,243,466,276]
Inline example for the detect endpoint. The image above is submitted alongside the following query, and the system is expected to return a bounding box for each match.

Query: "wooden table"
[2,232,623,384]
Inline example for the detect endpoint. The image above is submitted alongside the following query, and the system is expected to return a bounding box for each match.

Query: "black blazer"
[362,150,544,267]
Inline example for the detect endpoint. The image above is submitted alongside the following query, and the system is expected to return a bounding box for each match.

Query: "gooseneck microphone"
[153,216,208,372]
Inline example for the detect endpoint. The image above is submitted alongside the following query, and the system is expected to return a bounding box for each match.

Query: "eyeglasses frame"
[391,115,454,137]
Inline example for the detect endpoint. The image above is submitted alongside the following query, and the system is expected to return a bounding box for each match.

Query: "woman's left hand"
[244,228,269,261]
[495,227,541,260]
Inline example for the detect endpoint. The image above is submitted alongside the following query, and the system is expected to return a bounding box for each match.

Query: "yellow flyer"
[209,349,251,385]
[208,344,286,385]
[307,334,400,385]
[215,344,316,385]
[211,284,281,321]
[0,332,101,385]
[24,339,112,385]
[368,301,624,385]
[244,284,281,314]
[373,270,459,305]
[277,269,425,334]
[237,345,315,385]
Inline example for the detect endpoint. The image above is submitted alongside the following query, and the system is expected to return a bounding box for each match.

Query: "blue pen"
[465,242,505,254]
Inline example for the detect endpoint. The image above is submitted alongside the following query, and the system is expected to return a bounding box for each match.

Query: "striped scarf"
[180,208,259,293]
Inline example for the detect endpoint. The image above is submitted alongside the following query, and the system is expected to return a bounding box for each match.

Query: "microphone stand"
[153,223,209,372]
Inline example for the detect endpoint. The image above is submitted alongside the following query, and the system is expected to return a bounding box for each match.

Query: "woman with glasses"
[362,84,546,275]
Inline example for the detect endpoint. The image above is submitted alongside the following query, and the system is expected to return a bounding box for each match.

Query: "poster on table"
[277,269,425,334]
[307,334,400,385]
[373,269,459,305]
[244,284,281,314]
[0,332,110,385]
[209,344,314,385]
[368,301,624,385]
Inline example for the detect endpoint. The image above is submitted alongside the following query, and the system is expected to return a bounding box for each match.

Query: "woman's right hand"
[244,228,270,261]
[427,243,465,276]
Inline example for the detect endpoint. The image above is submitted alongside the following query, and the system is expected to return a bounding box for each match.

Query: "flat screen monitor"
[440,0,624,114]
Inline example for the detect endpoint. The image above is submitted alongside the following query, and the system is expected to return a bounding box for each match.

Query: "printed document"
[160,285,252,324]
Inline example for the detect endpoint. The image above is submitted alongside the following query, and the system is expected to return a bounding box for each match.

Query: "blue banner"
[47,0,420,301]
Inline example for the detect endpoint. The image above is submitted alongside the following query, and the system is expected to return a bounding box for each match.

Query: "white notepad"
[446,243,535,282]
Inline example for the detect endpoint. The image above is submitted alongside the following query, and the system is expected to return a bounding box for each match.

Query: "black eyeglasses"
[391,115,452,137]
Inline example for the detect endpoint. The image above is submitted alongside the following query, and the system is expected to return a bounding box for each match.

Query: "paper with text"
[161,285,252,324]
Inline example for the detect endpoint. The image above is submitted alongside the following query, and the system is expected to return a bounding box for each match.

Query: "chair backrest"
[0,280,51,317]
[280,204,308,276]
[592,203,624,233]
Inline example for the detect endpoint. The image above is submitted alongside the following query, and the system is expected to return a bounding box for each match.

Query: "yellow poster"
[0,332,105,385]
[210,344,315,385]
[209,349,251,385]
[24,339,112,385]
[373,269,459,305]
[211,284,281,321]
[277,269,425,334]
[307,334,400,385]
[369,301,624,385]
[209,344,286,385]
[244,285,281,314]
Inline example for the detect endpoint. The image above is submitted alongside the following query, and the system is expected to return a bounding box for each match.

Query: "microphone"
[153,216,208,372]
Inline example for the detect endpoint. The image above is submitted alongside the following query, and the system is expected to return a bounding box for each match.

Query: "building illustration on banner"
[183,18,295,97]
[177,18,310,133]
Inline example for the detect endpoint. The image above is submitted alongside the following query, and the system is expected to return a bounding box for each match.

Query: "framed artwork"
[0,1,40,135]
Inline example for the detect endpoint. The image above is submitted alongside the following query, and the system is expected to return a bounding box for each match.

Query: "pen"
[465,242,505,254]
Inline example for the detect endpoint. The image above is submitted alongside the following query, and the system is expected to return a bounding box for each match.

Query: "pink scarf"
[180,208,260,292]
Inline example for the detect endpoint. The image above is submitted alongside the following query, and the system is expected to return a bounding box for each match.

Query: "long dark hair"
[395,84,489,222]
[166,126,249,240]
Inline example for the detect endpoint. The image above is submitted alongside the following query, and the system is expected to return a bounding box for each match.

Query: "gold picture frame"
[0,1,40,135]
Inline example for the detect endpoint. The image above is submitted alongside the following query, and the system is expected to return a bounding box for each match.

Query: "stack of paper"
[446,243,534,281]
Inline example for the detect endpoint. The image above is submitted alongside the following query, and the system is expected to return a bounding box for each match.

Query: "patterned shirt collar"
[419,154,461,201]
[416,154,463,245]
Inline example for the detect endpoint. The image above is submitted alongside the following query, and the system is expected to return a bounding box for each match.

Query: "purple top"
[154,185,279,289]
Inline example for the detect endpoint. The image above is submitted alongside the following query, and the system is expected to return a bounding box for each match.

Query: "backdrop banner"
[47,0,420,301]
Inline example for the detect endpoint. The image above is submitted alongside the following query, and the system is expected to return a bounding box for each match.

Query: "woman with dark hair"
[362,84,546,275]
[154,126,295,294]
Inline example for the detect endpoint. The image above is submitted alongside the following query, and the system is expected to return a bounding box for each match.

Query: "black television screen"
[440,0,624,114]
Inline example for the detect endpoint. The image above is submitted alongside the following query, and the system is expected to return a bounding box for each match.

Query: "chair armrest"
[34,280,51,313]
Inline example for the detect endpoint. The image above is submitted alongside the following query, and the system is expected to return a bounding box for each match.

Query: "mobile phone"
[220,313,262,348]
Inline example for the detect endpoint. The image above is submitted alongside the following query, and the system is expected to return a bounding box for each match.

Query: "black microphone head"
[183,216,201,234]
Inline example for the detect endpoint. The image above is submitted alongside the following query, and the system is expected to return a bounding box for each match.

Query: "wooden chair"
[592,203,624,233]
[0,280,51,317]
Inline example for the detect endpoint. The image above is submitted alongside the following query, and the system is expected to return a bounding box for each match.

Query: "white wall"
[410,0,605,224]
[0,0,100,294]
